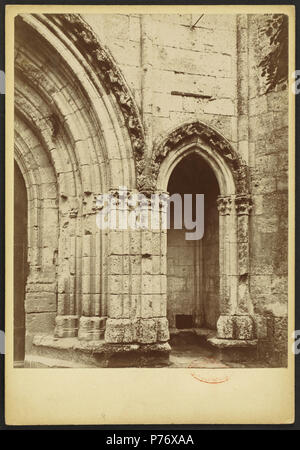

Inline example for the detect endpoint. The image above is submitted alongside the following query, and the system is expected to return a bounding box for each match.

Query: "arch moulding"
[42,13,147,190]
[153,121,257,344]
[14,12,147,346]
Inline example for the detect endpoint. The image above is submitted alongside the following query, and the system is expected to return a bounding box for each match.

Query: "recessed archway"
[14,13,143,349]
[167,152,220,332]
[155,122,255,343]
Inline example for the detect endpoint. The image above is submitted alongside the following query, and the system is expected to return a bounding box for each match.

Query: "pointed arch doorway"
[167,153,220,333]
[154,121,256,347]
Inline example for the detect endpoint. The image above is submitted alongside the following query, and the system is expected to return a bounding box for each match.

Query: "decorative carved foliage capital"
[235,194,252,215]
[69,208,78,218]
[217,196,232,215]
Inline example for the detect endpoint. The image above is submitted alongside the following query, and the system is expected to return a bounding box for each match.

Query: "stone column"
[54,192,107,340]
[236,14,250,165]
[215,193,256,341]
[234,193,255,340]
[104,190,170,345]
[103,189,134,343]
[138,191,169,344]
[216,195,238,339]
[54,197,79,337]
[77,193,107,340]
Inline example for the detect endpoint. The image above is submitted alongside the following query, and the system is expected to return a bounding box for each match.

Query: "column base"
[104,317,170,344]
[27,334,171,368]
[78,316,107,341]
[207,336,258,363]
[217,314,256,340]
[54,315,79,338]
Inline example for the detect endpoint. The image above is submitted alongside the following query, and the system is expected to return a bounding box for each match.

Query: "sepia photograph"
[13,10,291,370]
[5,4,296,426]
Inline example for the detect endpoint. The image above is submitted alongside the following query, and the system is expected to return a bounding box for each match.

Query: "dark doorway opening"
[14,161,28,365]
[167,152,220,333]
[176,314,194,329]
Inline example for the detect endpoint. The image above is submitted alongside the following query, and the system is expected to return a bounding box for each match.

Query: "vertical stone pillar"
[138,191,169,344]
[104,190,169,345]
[104,188,133,343]
[54,197,79,337]
[236,14,250,165]
[77,193,106,341]
[216,194,255,340]
[54,192,107,341]
[234,193,255,340]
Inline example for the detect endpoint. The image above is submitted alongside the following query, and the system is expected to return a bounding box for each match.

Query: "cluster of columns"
[216,193,256,340]
[53,189,170,345]
[54,193,107,340]
[52,188,256,345]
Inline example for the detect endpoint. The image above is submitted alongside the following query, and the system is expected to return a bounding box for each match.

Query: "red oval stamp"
[188,358,229,384]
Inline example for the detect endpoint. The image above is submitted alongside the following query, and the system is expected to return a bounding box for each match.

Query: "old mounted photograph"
[6,4,295,425]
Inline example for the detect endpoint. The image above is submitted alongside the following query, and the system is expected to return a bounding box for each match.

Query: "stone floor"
[16,329,270,368]
[168,343,244,368]
[167,330,269,369]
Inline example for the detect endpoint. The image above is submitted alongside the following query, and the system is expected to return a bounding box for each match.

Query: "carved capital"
[217,196,232,215]
[235,194,252,215]
[69,208,78,218]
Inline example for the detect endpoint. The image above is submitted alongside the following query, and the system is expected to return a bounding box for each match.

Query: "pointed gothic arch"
[153,121,256,341]
[153,120,250,195]
[14,13,146,345]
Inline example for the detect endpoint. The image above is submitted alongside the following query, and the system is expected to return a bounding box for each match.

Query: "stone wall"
[88,12,288,364]
[247,14,289,365]
[203,190,220,329]
[83,13,238,145]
